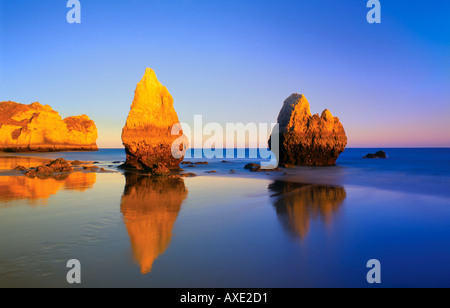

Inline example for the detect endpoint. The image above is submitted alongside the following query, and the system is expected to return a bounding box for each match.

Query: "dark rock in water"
[112,161,122,164]
[181,161,194,165]
[25,158,74,177]
[83,166,99,171]
[195,162,208,165]
[244,163,281,172]
[269,94,347,166]
[244,163,260,171]
[180,173,197,177]
[25,170,37,177]
[363,151,386,159]
[205,170,217,173]
[14,165,27,171]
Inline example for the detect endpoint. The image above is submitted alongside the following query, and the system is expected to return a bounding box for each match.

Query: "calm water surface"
[0,149,449,287]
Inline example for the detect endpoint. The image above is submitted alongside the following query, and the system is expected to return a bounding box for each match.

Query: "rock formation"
[0,101,98,152]
[121,68,187,172]
[363,151,386,159]
[269,94,347,166]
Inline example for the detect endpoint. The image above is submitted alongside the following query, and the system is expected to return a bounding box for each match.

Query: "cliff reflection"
[269,181,346,241]
[0,172,97,206]
[120,174,188,274]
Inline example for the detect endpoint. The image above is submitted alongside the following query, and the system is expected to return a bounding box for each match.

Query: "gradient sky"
[0,0,449,148]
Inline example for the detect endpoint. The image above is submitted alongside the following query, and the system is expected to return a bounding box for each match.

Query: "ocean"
[0,148,449,287]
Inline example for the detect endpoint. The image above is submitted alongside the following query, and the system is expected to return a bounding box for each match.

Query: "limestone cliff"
[121,68,187,171]
[0,101,98,152]
[269,94,347,166]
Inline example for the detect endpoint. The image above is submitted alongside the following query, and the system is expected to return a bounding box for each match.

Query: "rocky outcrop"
[0,101,98,152]
[363,151,386,159]
[269,94,347,166]
[121,68,187,172]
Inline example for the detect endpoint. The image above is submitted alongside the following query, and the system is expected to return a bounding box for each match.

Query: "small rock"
[13,165,27,171]
[180,173,197,177]
[363,151,386,159]
[25,170,37,177]
[244,163,261,171]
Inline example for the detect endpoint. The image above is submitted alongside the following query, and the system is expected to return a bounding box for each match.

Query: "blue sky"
[0,0,449,147]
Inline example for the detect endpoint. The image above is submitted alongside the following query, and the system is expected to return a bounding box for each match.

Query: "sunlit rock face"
[120,174,188,274]
[269,94,347,166]
[121,68,187,172]
[0,172,97,206]
[269,181,346,240]
[0,101,98,152]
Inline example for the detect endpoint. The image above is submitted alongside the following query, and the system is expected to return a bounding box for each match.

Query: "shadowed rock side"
[0,101,98,152]
[120,174,188,274]
[121,68,188,172]
[0,172,97,206]
[269,181,346,240]
[269,94,347,166]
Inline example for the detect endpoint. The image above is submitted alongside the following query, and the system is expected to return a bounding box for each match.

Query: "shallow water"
[0,149,449,287]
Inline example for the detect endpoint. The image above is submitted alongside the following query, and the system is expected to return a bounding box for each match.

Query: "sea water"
[0,148,449,287]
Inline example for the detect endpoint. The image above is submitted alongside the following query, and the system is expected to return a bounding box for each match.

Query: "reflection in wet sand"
[269,181,346,240]
[120,174,188,274]
[0,172,97,206]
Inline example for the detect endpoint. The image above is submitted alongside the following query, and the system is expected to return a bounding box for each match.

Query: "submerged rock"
[363,151,386,159]
[269,94,347,166]
[0,101,98,152]
[121,68,187,173]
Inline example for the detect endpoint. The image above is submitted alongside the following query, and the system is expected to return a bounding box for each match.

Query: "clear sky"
[0,0,449,148]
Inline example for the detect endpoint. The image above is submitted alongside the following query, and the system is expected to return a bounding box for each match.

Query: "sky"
[0,0,449,148]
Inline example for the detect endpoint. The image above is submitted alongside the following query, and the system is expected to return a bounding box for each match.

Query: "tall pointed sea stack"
[122,68,186,172]
[270,94,347,166]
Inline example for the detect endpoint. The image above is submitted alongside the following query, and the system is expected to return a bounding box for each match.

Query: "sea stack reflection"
[269,181,347,240]
[120,174,188,274]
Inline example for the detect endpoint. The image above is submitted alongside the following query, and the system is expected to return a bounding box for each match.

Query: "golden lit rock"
[270,94,347,166]
[0,101,98,152]
[121,68,187,172]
